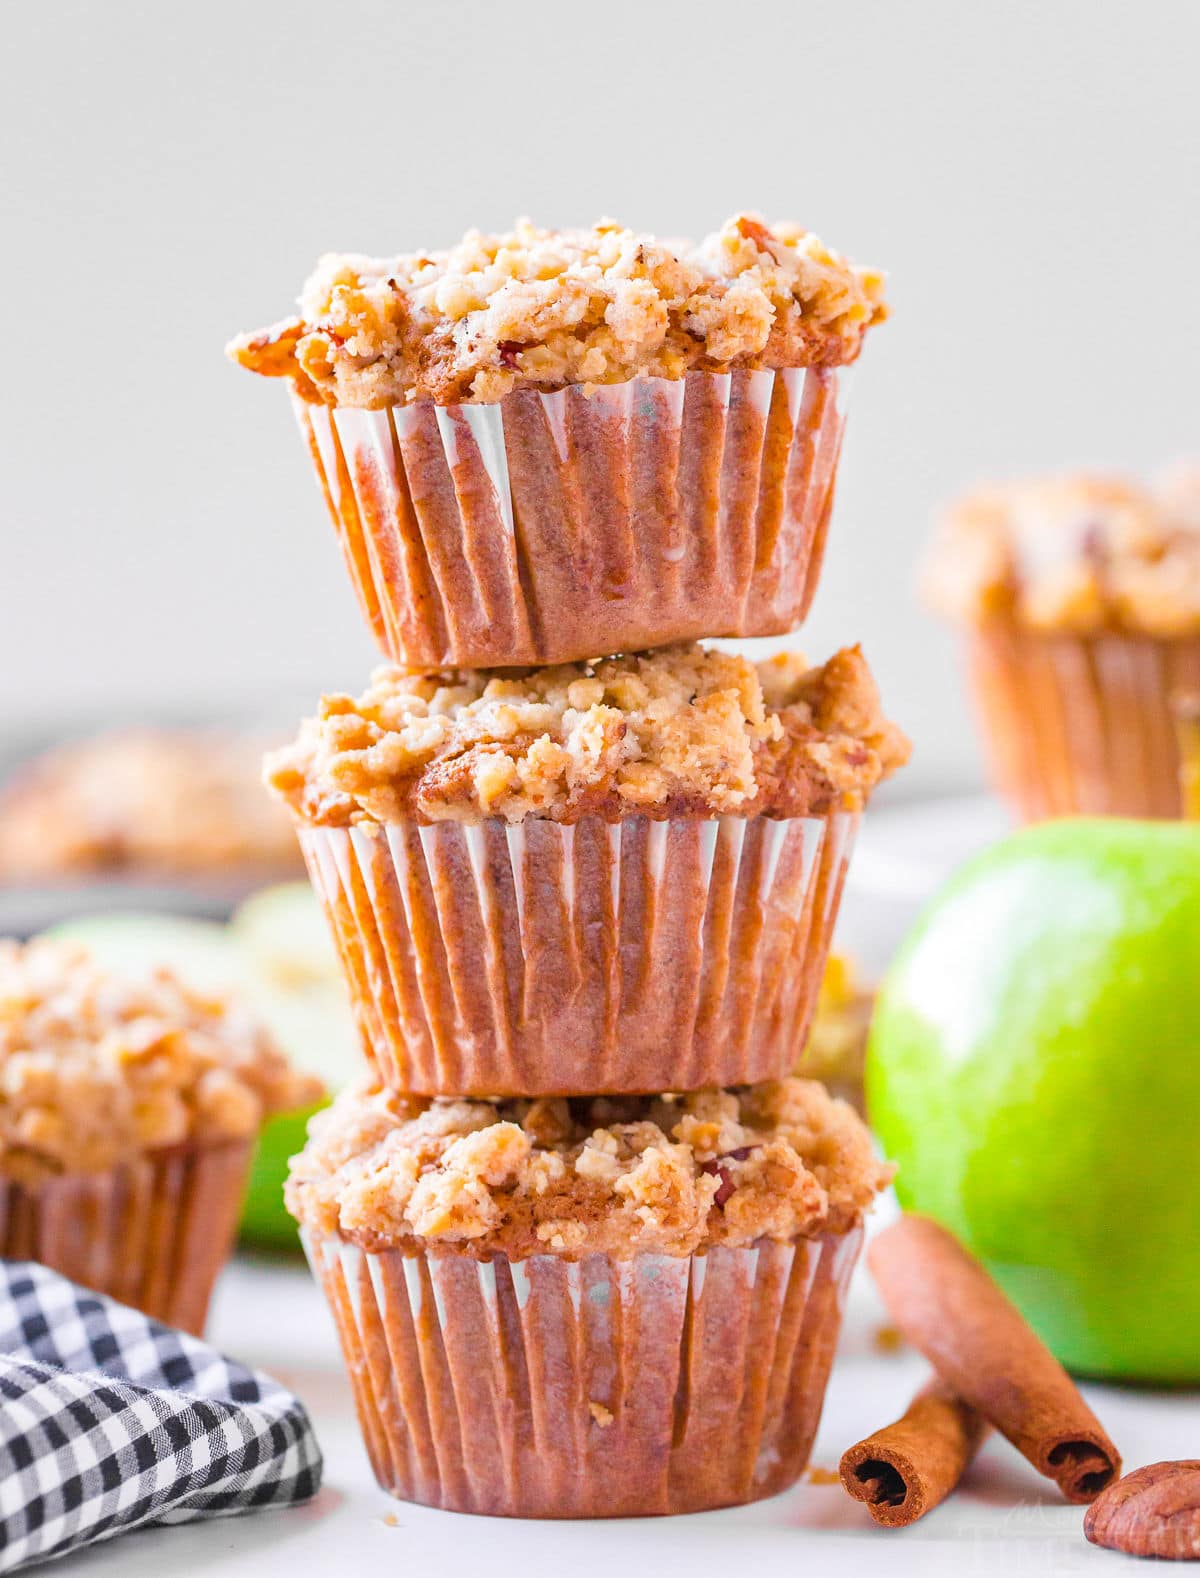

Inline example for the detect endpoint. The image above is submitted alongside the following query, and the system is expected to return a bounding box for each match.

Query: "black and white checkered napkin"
[0,1261,321,1572]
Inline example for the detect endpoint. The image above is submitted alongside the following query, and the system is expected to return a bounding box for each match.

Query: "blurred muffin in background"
[794,953,874,1112]
[0,730,303,884]
[0,938,322,1330]
[924,471,1200,820]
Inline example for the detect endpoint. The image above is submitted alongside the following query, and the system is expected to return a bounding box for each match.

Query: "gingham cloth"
[0,1261,321,1572]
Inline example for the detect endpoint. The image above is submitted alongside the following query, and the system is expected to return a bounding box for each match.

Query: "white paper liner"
[0,1142,252,1335]
[968,624,1200,819]
[294,365,848,667]
[299,810,858,1096]
[302,1224,862,1517]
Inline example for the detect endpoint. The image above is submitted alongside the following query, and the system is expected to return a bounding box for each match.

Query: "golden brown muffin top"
[264,644,909,828]
[228,213,886,408]
[0,731,303,882]
[0,939,324,1180]
[924,472,1200,635]
[286,1076,891,1261]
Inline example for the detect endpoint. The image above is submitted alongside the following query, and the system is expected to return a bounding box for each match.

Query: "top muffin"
[924,472,1200,636]
[265,643,909,827]
[228,213,886,408]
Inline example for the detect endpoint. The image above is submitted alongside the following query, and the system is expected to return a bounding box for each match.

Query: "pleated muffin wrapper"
[293,364,849,669]
[968,620,1200,820]
[299,809,858,1097]
[303,1222,862,1518]
[0,1140,252,1336]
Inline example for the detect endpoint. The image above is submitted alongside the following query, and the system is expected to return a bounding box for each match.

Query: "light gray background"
[3,0,1198,790]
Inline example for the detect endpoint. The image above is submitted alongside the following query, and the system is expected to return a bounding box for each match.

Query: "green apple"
[867,818,1200,1384]
[237,1099,325,1250]
[48,902,356,1251]
[233,880,340,990]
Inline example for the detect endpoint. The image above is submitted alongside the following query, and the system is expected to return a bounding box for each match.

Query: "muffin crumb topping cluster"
[228,213,886,407]
[287,1076,891,1260]
[265,642,909,826]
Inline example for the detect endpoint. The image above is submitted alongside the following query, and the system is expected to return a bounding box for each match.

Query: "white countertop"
[58,1251,1197,1577]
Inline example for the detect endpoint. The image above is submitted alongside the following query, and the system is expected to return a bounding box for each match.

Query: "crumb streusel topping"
[0,940,324,1180]
[228,214,886,408]
[924,473,1200,635]
[264,644,909,827]
[0,731,303,881]
[287,1076,891,1260]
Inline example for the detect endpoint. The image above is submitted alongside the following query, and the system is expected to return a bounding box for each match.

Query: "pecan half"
[700,1146,756,1208]
[1083,1460,1200,1560]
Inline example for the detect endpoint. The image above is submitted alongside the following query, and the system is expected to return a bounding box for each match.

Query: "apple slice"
[233,881,339,989]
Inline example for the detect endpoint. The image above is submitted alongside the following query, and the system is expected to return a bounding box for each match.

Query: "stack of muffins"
[230,213,908,1517]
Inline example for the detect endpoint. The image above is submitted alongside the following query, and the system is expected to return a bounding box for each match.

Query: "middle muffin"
[267,641,908,1096]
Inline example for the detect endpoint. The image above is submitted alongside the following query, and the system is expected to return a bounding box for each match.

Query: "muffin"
[289,1074,891,1517]
[265,642,909,1097]
[0,729,304,885]
[0,938,322,1332]
[925,474,1200,819]
[228,215,886,669]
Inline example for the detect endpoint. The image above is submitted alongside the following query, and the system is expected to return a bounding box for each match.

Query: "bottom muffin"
[0,939,323,1333]
[288,1078,891,1517]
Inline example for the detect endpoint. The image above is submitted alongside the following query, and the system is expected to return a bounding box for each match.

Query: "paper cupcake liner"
[293,365,848,668]
[299,810,857,1097]
[303,1224,861,1517]
[968,623,1200,820]
[0,1141,252,1335]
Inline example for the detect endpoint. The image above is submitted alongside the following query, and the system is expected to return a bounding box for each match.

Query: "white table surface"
[55,797,1199,1573]
[60,1249,1196,1577]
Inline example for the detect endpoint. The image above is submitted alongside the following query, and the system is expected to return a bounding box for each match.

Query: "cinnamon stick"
[840,1377,989,1526]
[867,1215,1121,1503]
